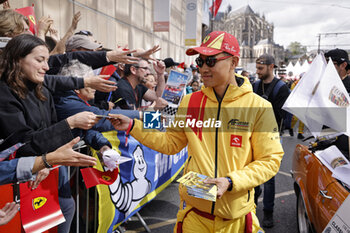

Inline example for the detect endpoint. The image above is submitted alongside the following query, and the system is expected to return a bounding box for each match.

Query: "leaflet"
[162,70,189,108]
[177,171,217,202]
[315,145,350,186]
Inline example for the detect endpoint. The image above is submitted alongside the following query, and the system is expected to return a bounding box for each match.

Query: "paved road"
[122,133,308,233]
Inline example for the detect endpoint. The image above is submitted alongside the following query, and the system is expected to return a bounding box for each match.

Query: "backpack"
[253,78,286,100]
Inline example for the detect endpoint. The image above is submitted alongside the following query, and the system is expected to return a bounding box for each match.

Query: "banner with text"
[93,131,188,233]
[153,0,170,32]
[185,0,198,46]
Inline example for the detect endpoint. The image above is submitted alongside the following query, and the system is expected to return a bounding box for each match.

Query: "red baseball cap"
[186,31,240,57]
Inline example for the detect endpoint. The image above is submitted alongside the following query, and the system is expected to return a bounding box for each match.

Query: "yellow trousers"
[291,115,304,134]
[174,203,264,233]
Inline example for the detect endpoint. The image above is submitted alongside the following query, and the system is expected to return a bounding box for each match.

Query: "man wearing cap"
[65,34,102,52]
[324,48,350,159]
[253,54,290,228]
[254,54,290,129]
[108,31,283,232]
[325,48,350,93]
[163,57,180,69]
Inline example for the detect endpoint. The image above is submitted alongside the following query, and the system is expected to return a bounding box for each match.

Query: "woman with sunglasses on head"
[140,71,157,109]
[107,31,284,232]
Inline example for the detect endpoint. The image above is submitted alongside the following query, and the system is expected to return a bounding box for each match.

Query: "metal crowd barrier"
[69,143,150,233]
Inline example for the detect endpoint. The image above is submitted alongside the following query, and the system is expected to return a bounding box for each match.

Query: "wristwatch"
[42,153,53,168]
[226,176,233,191]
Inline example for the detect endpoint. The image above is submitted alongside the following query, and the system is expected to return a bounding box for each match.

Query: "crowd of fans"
[0,4,205,231]
[0,1,349,232]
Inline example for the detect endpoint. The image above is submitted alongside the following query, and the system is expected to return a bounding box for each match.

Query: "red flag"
[177,62,185,69]
[20,168,65,233]
[80,167,119,189]
[100,65,117,80]
[209,0,223,18]
[15,5,37,35]
[0,184,21,232]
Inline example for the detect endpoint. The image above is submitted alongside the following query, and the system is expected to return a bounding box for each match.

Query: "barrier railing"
[0,130,187,233]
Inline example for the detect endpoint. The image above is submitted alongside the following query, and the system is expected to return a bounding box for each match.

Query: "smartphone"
[96,115,119,119]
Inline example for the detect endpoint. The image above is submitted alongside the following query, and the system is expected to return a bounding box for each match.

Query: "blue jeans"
[254,176,275,212]
[284,112,293,129]
[263,177,275,212]
[58,196,75,233]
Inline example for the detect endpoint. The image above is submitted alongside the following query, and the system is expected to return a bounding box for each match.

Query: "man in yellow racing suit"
[109,31,284,233]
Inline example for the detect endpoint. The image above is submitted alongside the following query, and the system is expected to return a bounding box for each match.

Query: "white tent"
[293,60,302,77]
[286,62,294,75]
[300,60,310,74]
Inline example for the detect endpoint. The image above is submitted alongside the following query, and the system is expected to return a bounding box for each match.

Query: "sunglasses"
[195,55,232,68]
[75,30,93,36]
[134,66,149,71]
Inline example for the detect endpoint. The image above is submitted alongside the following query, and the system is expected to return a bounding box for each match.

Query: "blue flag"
[0,143,25,161]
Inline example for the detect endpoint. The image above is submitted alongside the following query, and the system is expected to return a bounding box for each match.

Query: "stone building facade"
[212,5,284,70]
[9,0,204,64]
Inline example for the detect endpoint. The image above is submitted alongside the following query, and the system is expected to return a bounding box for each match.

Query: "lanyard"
[77,94,91,106]
[107,72,121,102]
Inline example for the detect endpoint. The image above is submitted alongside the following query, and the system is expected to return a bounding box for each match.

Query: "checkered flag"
[161,105,178,116]
[158,105,178,131]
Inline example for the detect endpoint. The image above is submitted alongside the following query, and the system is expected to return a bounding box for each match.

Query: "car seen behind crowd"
[291,140,350,233]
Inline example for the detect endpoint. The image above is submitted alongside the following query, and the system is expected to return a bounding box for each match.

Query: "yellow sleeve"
[130,98,189,155]
[130,120,188,155]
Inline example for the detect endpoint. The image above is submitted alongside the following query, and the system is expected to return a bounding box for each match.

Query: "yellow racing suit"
[130,75,284,232]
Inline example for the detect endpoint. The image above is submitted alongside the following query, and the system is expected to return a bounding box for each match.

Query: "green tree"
[287,42,307,55]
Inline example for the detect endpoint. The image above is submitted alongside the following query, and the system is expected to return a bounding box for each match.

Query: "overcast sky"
[218,0,350,51]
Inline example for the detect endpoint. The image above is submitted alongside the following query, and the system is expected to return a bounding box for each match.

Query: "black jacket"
[47,50,111,75]
[0,50,113,154]
[254,78,290,130]
[0,79,75,156]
